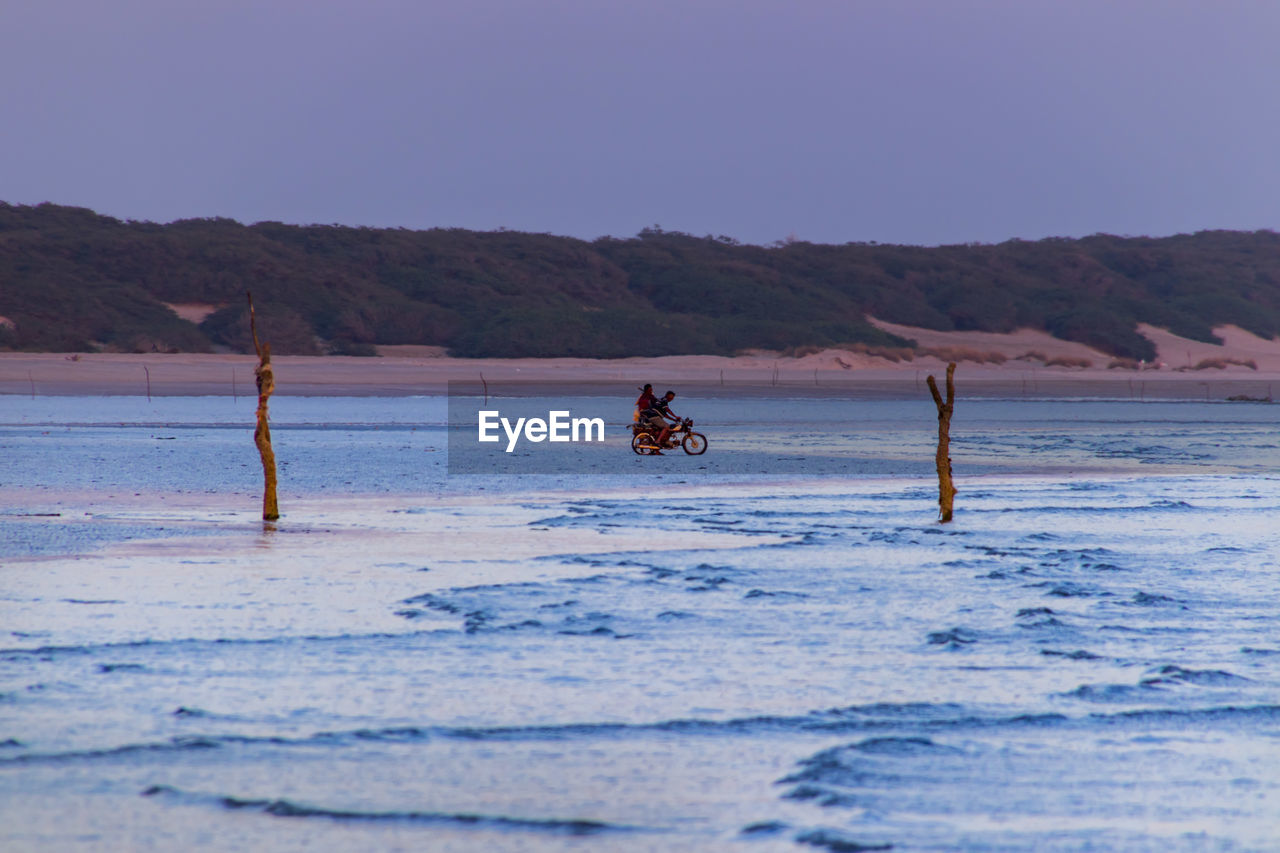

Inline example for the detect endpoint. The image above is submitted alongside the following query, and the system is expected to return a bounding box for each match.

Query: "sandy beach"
[3,321,1280,399]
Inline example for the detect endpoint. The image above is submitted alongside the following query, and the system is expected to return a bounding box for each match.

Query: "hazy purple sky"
[3,1,1278,245]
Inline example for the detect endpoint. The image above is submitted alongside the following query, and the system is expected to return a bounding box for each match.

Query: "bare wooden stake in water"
[248,293,279,521]
[926,362,957,523]
[480,372,488,406]
[144,366,151,402]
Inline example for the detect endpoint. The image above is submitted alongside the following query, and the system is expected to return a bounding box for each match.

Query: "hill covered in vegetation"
[2,202,1278,359]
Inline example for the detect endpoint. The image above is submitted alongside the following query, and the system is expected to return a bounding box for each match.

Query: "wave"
[0,735,252,765]
[141,785,636,835]
[925,628,980,649]
[1140,665,1251,687]
[1060,683,1166,703]
[96,663,148,673]
[8,703,1280,768]
[744,588,810,600]
[794,828,893,851]
[1061,666,1253,703]
[1040,648,1103,661]
[1125,591,1189,607]
[0,628,450,660]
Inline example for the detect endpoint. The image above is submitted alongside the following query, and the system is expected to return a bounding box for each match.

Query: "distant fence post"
[926,362,957,523]
[248,292,279,522]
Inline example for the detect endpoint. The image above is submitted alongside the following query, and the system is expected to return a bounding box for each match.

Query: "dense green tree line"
[1,202,1278,358]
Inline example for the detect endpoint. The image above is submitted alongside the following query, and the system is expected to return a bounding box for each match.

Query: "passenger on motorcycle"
[635,384,657,420]
[641,391,679,452]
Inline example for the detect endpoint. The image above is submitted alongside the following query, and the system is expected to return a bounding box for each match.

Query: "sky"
[2,0,1278,246]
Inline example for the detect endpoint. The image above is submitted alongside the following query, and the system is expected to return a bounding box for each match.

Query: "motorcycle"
[631,417,707,456]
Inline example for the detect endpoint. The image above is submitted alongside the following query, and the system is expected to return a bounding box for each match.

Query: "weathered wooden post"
[926,362,957,523]
[248,292,279,521]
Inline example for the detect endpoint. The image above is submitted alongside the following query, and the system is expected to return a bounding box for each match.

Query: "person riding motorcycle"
[641,390,680,452]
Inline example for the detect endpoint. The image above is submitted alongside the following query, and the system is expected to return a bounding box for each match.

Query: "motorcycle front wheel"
[681,432,707,455]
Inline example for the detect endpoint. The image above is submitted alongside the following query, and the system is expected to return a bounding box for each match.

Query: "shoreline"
[4,321,1280,400]
[1,351,1276,400]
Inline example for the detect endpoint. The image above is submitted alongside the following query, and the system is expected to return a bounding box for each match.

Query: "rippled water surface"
[3,396,1279,852]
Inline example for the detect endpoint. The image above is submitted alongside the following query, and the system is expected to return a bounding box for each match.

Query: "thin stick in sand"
[926,362,957,523]
[248,293,280,522]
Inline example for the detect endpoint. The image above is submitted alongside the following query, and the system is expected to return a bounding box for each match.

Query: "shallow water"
[2,396,1280,851]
